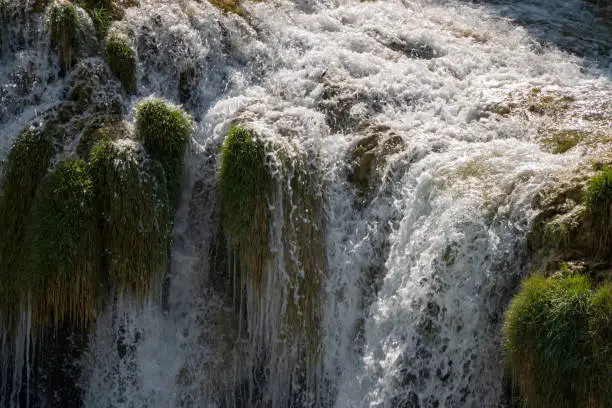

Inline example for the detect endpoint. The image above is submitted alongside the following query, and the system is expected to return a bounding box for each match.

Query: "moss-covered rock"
[208,0,247,17]
[503,273,611,408]
[584,167,612,257]
[77,116,128,159]
[219,124,271,284]
[24,158,103,326]
[0,128,54,315]
[45,1,96,73]
[89,138,170,297]
[106,32,136,94]
[135,97,192,207]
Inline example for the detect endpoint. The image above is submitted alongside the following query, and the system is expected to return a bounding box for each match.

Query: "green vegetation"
[24,158,103,327]
[0,128,54,315]
[106,32,136,93]
[90,138,170,297]
[219,124,271,284]
[540,129,589,154]
[584,167,612,256]
[75,0,126,38]
[45,1,80,72]
[135,97,192,207]
[503,274,611,408]
[208,0,247,17]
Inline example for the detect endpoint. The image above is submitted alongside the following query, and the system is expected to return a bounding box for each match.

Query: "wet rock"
[347,125,405,207]
[317,83,384,133]
[385,40,440,59]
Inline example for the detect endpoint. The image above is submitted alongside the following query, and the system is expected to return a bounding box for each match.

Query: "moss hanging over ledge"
[45,1,96,73]
[0,128,54,316]
[219,124,271,285]
[90,138,170,298]
[24,158,103,327]
[503,273,611,408]
[106,32,136,94]
[135,97,192,208]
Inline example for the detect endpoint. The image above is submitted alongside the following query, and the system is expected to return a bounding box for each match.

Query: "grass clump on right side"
[105,32,136,94]
[135,97,192,208]
[503,273,611,408]
[219,124,271,285]
[584,167,612,257]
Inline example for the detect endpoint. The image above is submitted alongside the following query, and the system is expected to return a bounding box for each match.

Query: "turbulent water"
[1,0,610,406]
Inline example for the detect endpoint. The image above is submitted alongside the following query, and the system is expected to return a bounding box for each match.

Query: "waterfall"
[0,0,610,406]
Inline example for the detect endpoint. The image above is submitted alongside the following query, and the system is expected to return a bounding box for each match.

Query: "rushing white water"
[0,0,610,406]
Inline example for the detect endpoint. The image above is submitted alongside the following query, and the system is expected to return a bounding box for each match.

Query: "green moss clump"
[105,32,136,94]
[0,128,54,313]
[24,158,103,327]
[90,138,170,297]
[219,125,270,284]
[45,1,80,72]
[503,274,611,407]
[584,167,612,256]
[135,97,192,207]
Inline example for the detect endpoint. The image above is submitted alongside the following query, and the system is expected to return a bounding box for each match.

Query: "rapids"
[0,0,610,406]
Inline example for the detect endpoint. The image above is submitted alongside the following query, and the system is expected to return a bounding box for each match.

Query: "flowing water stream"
[1,0,610,406]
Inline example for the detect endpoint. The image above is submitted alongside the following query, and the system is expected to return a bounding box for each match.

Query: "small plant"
[0,128,54,314]
[24,158,103,327]
[105,32,136,93]
[219,125,271,284]
[45,1,80,72]
[503,274,611,407]
[135,97,192,207]
[89,138,170,298]
[584,167,612,256]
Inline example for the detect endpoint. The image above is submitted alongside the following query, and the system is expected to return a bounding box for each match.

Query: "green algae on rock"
[105,32,136,94]
[503,273,611,408]
[24,158,103,327]
[135,97,192,208]
[90,138,171,298]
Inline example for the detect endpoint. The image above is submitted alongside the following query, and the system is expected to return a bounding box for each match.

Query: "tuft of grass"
[45,1,80,72]
[0,128,54,316]
[24,158,103,327]
[219,125,271,284]
[89,138,171,298]
[584,167,612,256]
[503,274,611,407]
[75,0,125,38]
[135,97,192,208]
[105,32,136,94]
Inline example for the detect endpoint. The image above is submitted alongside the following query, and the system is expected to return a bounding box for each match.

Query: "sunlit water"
[1,0,610,406]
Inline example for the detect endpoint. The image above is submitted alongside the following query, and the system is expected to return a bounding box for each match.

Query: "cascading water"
[0,0,610,406]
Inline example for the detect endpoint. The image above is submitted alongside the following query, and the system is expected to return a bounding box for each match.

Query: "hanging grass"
[280,158,325,353]
[89,138,171,298]
[24,158,103,327]
[503,274,611,407]
[105,32,136,94]
[45,1,80,72]
[0,128,54,316]
[219,124,271,285]
[135,97,192,208]
[584,167,612,257]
